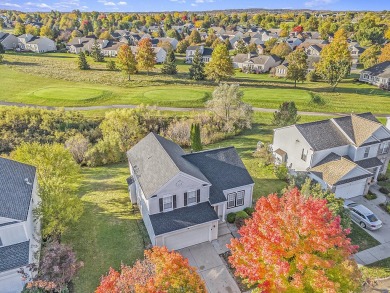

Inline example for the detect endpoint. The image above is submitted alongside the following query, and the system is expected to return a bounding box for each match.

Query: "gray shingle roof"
[296,120,351,151]
[183,147,254,204]
[0,158,36,221]
[127,133,209,199]
[355,157,383,169]
[363,61,390,78]
[150,202,218,235]
[0,241,30,272]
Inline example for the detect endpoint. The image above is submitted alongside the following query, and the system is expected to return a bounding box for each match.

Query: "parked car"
[344,200,382,230]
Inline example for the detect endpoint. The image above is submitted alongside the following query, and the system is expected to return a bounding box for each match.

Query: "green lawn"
[349,222,380,251]
[62,163,147,293]
[1,52,390,114]
[361,257,390,280]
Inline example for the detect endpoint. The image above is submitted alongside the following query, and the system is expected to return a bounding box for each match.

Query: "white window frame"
[364,147,370,158]
[187,190,197,206]
[227,193,236,209]
[236,191,245,207]
[163,195,173,212]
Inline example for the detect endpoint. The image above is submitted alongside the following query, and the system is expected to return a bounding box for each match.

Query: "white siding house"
[359,61,390,89]
[272,113,390,199]
[127,133,254,250]
[0,32,18,50]
[0,158,41,293]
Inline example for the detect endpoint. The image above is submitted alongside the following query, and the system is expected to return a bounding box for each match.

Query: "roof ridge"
[150,133,181,174]
[0,156,36,170]
[183,146,235,157]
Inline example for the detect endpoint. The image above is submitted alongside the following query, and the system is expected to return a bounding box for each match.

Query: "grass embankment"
[1,52,390,114]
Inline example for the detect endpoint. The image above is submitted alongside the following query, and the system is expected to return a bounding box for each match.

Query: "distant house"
[0,158,41,293]
[305,44,323,56]
[130,46,167,63]
[101,41,126,57]
[156,37,179,50]
[233,53,281,73]
[17,34,56,53]
[0,32,18,50]
[297,39,328,51]
[274,62,289,77]
[66,35,97,53]
[185,45,213,63]
[359,61,390,89]
[272,113,390,199]
[126,133,254,250]
[286,37,303,50]
[349,44,365,69]
[307,56,320,72]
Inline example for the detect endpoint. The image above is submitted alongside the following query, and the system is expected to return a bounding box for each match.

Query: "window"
[379,142,390,155]
[187,190,197,205]
[227,191,245,209]
[163,196,173,211]
[301,148,308,162]
[364,147,370,158]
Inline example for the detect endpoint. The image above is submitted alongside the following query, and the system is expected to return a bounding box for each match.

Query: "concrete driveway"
[178,242,241,293]
[351,193,390,244]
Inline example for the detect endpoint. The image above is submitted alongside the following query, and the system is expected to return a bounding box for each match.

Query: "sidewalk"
[354,242,390,265]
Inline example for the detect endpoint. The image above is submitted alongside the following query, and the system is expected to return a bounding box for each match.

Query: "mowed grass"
[1,52,390,113]
[62,163,146,293]
[349,222,380,251]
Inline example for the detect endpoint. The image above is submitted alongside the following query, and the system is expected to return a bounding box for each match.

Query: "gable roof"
[0,158,36,221]
[310,153,372,186]
[0,241,30,273]
[363,61,390,79]
[127,133,209,199]
[295,119,351,151]
[183,147,254,204]
[332,114,383,146]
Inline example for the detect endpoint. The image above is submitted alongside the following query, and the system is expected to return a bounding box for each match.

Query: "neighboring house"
[359,61,390,89]
[286,37,303,50]
[17,34,56,53]
[130,46,167,63]
[305,44,323,56]
[307,56,320,72]
[233,53,281,73]
[274,62,288,77]
[349,44,365,69]
[66,35,96,53]
[0,32,18,50]
[126,133,254,250]
[297,39,328,51]
[0,158,41,293]
[185,45,213,63]
[156,37,179,50]
[272,113,390,199]
[101,41,126,57]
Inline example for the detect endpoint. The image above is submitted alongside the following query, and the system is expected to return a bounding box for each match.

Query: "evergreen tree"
[190,123,202,152]
[0,43,5,54]
[189,49,205,80]
[272,101,301,126]
[161,49,177,75]
[91,40,104,62]
[77,52,90,70]
[0,54,3,65]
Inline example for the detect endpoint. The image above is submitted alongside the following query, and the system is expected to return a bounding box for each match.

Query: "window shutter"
[184,192,188,206]
[197,189,201,203]
[159,198,163,212]
[173,195,177,209]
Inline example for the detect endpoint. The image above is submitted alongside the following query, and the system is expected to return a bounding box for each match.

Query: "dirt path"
[0,101,389,117]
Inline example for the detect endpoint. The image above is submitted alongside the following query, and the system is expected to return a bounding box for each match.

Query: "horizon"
[0,0,389,13]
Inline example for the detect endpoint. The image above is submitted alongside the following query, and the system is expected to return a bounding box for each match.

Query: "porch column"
[374,167,381,182]
[221,203,226,222]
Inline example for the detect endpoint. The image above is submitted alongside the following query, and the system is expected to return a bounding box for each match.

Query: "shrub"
[253,144,273,167]
[244,207,254,216]
[380,202,390,213]
[379,187,390,195]
[106,60,117,71]
[235,210,249,220]
[227,212,236,223]
[377,174,389,181]
[306,70,320,82]
[274,163,288,181]
[364,192,377,200]
[309,92,326,106]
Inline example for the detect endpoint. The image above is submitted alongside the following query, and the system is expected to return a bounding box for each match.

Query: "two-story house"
[272,113,390,199]
[17,34,56,53]
[127,133,254,250]
[185,45,213,64]
[0,158,40,293]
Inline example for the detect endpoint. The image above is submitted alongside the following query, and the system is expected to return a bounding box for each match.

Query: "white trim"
[186,189,197,206]
[162,195,173,212]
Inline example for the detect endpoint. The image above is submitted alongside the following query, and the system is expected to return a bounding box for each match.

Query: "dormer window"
[364,147,370,158]
[187,190,197,205]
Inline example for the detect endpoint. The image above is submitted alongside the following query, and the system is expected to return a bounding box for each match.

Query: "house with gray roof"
[272,113,390,199]
[185,45,213,64]
[127,133,254,250]
[0,158,40,293]
[359,61,390,90]
[0,32,18,50]
[17,34,56,53]
[233,53,281,73]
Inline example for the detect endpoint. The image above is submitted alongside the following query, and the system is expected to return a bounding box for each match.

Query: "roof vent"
[25,178,32,185]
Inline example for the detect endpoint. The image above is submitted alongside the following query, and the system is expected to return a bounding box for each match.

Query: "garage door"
[163,224,211,250]
[335,180,367,199]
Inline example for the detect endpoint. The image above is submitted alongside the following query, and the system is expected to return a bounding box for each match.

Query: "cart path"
[0,101,389,117]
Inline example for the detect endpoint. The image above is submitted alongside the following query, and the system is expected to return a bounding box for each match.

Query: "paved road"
[1,101,390,117]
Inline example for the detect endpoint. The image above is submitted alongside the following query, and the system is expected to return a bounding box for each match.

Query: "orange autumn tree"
[228,188,361,293]
[96,246,206,293]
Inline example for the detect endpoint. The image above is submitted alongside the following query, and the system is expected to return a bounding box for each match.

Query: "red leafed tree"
[293,25,304,33]
[96,246,206,293]
[228,188,361,293]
